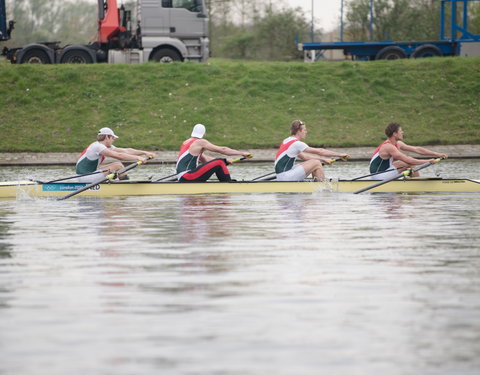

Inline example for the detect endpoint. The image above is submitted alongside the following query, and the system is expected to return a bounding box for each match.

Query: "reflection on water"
[177,195,233,244]
[0,186,480,374]
[0,210,13,258]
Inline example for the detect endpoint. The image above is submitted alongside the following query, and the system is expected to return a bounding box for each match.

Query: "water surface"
[0,161,479,375]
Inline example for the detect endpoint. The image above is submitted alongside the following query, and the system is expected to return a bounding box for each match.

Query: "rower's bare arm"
[298,152,330,164]
[390,147,430,166]
[202,140,249,157]
[305,147,349,159]
[304,147,329,157]
[116,147,156,159]
[297,152,312,161]
[399,143,447,159]
[135,149,156,159]
[101,149,146,162]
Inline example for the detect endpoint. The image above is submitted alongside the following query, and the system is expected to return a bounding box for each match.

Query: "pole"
[369,0,374,41]
[440,0,445,40]
[311,0,314,42]
[340,0,344,42]
[451,0,456,41]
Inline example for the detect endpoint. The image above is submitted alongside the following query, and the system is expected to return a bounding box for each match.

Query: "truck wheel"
[411,44,443,58]
[151,48,182,63]
[375,46,407,60]
[20,49,51,64]
[61,50,93,64]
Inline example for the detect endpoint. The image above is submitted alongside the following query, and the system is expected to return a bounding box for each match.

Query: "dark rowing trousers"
[179,158,232,182]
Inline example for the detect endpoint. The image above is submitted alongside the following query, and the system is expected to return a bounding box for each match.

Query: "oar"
[155,154,253,182]
[58,159,149,200]
[251,158,340,182]
[44,169,110,184]
[252,172,275,181]
[350,168,397,181]
[353,158,442,194]
[154,171,184,182]
[259,176,276,181]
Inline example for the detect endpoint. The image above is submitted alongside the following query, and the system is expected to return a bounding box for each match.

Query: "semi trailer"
[1,0,209,64]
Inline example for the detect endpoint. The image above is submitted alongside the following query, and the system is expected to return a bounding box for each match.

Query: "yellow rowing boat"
[0,178,479,198]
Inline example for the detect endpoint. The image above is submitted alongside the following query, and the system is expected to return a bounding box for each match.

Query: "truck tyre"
[151,48,182,63]
[20,49,51,64]
[61,50,94,64]
[375,46,407,60]
[411,44,443,58]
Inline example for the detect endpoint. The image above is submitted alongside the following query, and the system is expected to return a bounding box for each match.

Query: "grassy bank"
[0,57,479,152]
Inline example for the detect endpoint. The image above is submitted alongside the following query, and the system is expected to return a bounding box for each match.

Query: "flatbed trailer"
[299,0,480,61]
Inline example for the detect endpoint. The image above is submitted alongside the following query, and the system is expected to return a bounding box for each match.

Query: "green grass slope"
[0,57,479,152]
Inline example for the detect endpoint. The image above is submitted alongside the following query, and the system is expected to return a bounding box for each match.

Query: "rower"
[369,122,448,180]
[176,124,251,182]
[275,120,349,181]
[76,127,156,182]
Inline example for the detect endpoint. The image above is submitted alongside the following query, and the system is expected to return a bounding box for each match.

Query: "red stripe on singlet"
[178,138,200,158]
[79,143,105,163]
[79,144,90,158]
[275,139,298,160]
[372,140,398,156]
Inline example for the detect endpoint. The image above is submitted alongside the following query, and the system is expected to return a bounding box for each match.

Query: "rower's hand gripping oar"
[226,153,253,165]
[353,158,442,194]
[155,154,253,182]
[322,156,348,166]
[58,157,151,200]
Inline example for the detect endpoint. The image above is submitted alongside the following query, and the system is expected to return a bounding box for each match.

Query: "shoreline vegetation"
[0,57,479,153]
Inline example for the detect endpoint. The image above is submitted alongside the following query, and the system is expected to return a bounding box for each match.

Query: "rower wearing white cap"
[76,127,156,182]
[176,124,251,182]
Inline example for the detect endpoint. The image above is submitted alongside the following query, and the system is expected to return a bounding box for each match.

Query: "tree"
[470,1,480,35]
[344,0,372,41]
[209,0,313,60]
[344,0,441,41]
[4,0,97,47]
[252,6,310,60]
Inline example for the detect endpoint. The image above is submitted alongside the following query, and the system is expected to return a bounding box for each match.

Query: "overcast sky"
[287,0,341,31]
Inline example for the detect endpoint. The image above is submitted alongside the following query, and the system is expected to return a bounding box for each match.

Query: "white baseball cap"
[98,127,119,139]
[191,124,206,138]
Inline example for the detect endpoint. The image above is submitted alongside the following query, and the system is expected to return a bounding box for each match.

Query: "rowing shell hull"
[1,178,479,198]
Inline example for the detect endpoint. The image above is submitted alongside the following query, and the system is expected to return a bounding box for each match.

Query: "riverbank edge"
[1,145,480,166]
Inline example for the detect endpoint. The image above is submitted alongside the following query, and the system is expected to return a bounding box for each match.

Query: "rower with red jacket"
[176,124,251,182]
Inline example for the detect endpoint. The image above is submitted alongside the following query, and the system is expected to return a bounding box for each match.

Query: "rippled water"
[1,161,479,375]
